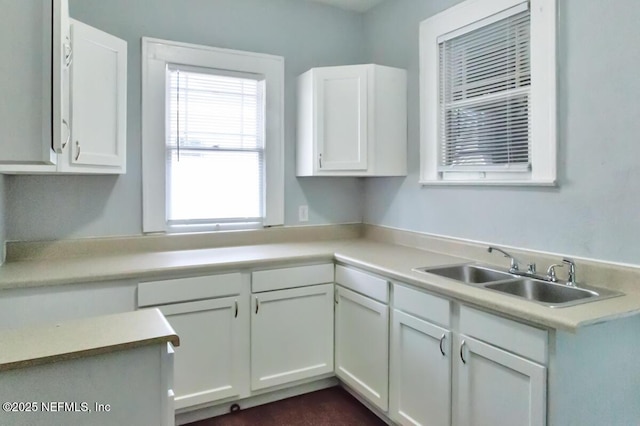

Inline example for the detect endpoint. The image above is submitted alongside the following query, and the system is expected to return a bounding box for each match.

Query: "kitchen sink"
[414,263,623,308]
[484,278,623,308]
[414,264,516,284]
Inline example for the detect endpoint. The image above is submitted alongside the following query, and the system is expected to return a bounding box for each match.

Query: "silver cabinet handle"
[334,289,339,305]
[460,339,467,364]
[234,300,238,318]
[439,334,446,356]
[319,153,323,169]
[62,119,70,149]
[75,141,81,161]
[255,297,259,314]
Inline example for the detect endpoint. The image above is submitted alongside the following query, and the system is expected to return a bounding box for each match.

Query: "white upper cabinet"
[0,0,57,167]
[59,19,127,173]
[297,64,407,177]
[0,0,127,174]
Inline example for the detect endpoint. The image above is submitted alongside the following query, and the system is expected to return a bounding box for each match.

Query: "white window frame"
[419,0,557,186]
[141,38,284,233]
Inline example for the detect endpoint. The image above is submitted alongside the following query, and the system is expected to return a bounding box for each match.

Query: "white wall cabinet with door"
[389,284,452,426]
[334,264,390,412]
[250,264,335,391]
[137,273,250,411]
[0,0,127,174]
[297,64,407,177]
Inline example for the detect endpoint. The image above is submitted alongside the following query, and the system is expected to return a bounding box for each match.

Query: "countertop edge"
[0,309,179,372]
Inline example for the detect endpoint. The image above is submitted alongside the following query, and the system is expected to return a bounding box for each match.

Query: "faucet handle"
[546,263,564,282]
[562,258,577,286]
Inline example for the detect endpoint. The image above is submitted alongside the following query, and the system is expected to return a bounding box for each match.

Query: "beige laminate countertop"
[1,239,639,332]
[0,308,179,372]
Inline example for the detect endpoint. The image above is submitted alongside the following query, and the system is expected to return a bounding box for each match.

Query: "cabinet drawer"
[460,305,548,364]
[252,264,334,293]
[138,273,242,307]
[393,283,450,327]
[335,265,389,303]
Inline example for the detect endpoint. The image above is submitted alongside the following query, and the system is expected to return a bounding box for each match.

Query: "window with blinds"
[438,8,531,173]
[166,66,265,226]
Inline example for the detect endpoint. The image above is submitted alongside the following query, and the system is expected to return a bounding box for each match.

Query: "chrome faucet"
[563,258,577,287]
[487,246,536,275]
[546,263,564,282]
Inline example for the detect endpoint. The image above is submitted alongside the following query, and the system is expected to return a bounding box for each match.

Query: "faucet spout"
[487,246,520,272]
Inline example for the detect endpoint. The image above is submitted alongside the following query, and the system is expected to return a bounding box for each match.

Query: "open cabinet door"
[62,18,127,173]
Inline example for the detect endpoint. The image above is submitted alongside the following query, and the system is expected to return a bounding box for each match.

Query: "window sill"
[166,222,263,234]
[419,179,557,187]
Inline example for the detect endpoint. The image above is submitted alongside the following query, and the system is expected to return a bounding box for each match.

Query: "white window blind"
[166,66,265,226]
[438,8,531,172]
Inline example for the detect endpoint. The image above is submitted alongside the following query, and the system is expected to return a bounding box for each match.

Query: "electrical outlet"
[298,205,309,222]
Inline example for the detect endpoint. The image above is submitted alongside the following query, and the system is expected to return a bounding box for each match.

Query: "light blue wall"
[5,0,366,241]
[363,0,640,265]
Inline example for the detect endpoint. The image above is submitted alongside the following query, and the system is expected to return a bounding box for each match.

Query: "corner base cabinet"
[250,264,335,391]
[251,284,334,390]
[296,64,407,177]
[334,265,390,412]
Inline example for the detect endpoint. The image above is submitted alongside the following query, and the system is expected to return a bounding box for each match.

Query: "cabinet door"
[335,285,389,411]
[159,297,247,410]
[314,66,368,171]
[390,310,451,426]
[65,19,127,172]
[53,0,71,155]
[0,0,57,167]
[251,284,334,390]
[455,335,546,426]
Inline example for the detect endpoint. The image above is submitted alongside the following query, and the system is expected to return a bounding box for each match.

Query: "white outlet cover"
[299,205,309,222]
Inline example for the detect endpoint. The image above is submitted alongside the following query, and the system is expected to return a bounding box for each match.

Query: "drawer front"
[393,283,450,327]
[459,305,548,364]
[252,263,334,293]
[138,273,242,307]
[335,264,389,303]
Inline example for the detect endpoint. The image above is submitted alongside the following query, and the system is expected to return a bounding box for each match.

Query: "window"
[166,67,264,226]
[142,39,284,232]
[420,0,556,185]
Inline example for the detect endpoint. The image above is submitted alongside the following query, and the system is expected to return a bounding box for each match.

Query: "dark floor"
[186,387,387,426]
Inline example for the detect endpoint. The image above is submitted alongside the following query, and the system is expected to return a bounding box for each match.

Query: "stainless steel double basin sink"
[413,264,623,308]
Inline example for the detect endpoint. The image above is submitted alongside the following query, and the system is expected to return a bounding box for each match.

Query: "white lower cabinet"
[134,264,548,424]
[158,297,246,409]
[137,273,249,411]
[335,285,389,411]
[455,335,546,426]
[390,310,451,426]
[455,305,547,426]
[251,284,334,390]
[391,283,547,426]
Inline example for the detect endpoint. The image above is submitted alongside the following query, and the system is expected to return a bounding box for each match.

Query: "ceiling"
[305,0,386,13]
